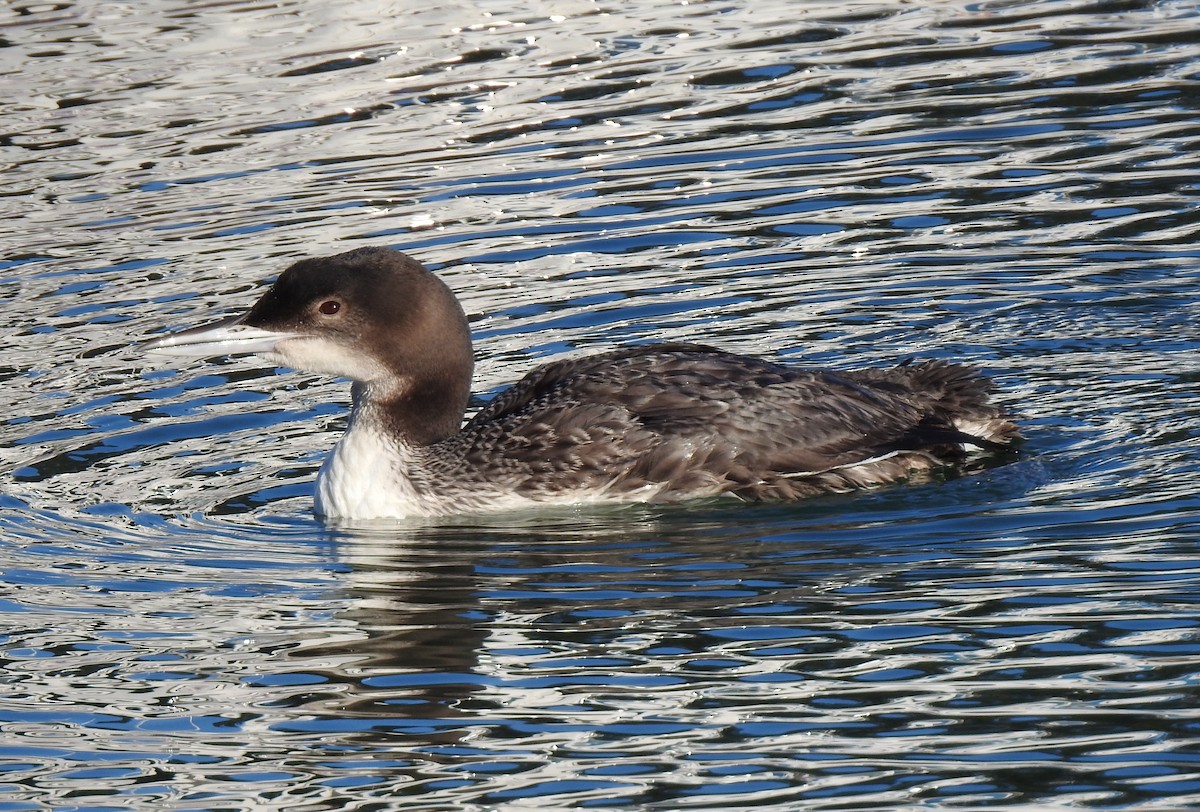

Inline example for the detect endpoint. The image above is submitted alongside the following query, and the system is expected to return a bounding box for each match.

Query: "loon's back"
[430,343,1018,504]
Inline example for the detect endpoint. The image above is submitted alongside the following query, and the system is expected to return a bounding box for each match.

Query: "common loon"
[145,246,1019,520]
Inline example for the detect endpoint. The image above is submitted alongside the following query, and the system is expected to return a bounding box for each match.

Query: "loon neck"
[350,376,468,447]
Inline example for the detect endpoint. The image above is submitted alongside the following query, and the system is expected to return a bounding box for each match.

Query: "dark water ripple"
[2,0,1200,808]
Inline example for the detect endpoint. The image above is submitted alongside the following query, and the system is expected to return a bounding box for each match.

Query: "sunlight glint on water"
[2,0,1200,808]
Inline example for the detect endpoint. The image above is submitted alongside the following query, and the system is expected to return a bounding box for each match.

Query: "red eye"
[318,300,341,315]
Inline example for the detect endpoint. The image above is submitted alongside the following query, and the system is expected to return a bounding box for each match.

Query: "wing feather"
[446,344,1013,500]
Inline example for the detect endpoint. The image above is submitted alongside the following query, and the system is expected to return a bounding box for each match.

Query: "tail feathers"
[951,414,1022,449]
[849,360,1021,449]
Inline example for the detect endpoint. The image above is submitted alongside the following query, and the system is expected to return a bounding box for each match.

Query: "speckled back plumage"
[427,343,1018,504]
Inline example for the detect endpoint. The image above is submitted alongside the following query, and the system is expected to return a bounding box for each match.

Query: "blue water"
[3,0,1200,808]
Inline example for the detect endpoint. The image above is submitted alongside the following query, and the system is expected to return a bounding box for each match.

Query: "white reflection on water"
[2,0,1200,807]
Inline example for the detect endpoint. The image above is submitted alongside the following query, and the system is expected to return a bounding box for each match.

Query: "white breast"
[314,418,433,520]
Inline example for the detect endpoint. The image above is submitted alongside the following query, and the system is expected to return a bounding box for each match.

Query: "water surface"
[3,0,1200,808]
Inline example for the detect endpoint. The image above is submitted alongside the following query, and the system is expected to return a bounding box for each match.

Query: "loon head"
[145,246,474,443]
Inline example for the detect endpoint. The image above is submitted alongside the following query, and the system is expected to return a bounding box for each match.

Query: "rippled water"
[4,0,1200,808]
